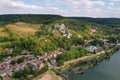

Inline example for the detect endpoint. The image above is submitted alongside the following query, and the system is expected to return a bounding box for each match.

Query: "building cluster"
[86,38,120,53]
[90,29,97,34]
[54,23,72,38]
[0,48,62,77]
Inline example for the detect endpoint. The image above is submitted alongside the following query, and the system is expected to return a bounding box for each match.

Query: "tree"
[12,70,21,78]
[57,48,88,64]
[23,67,31,75]
[17,56,25,64]
[10,60,16,65]
[19,76,26,80]
[58,60,64,66]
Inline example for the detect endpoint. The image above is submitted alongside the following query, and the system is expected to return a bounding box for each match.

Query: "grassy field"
[6,23,41,37]
[34,70,63,80]
[53,29,62,38]
[0,27,8,37]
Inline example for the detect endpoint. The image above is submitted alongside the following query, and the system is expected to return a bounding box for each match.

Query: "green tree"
[17,56,25,64]
[58,60,64,66]
[23,67,31,75]
[12,70,21,78]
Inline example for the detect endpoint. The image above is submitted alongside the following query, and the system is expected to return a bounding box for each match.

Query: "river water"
[67,49,120,80]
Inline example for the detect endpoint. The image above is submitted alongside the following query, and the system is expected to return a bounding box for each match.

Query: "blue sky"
[0,0,120,17]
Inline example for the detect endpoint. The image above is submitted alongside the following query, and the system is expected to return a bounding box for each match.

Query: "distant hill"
[0,14,63,25]
[68,17,120,28]
[0,14,120,28]
[0,14,118,38]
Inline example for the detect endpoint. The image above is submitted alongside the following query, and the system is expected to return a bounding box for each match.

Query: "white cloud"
[93,1,105,6]
[109,2,114,5]
[57,0,109,17]
[0,0,67,15]
[110,0,120,2]
[60,0,105,8]
[0,0,119,18]
[46,7,69,15]
[0,0,42,14]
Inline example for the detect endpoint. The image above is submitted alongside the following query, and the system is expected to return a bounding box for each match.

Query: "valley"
[0,14,120,80]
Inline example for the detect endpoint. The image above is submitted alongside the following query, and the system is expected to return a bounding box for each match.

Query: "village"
[0,48,63,78]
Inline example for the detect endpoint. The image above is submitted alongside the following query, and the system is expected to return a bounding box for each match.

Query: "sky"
[0,0,120,18]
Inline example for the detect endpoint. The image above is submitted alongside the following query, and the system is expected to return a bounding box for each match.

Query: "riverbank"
[54,45,120,80]
[55,50,105,71]
[67,49,120,80]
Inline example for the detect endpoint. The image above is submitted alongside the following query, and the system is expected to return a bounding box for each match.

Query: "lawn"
[0,27,8,37]
[6,23,41,37]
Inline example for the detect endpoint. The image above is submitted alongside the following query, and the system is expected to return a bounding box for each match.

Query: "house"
[102,39,109,45]
[2,63,8,68]
[7,48,14,54]
[55,49,62,55]
[54,23,59,29]
[54,23,72,38]
[10,65,19,71]
[44,52,48,57]
[6,69,12,77]
[20,65,25,71]
[9,65,15,71]
[14,65,20,71]
[63,34,67,37]
[53,54,57,58]
[87,46,97,53]
[20,50,29,55]
[67,32,72,39]
[55,23,66,33]
[28,74,34,79]
[26,62,39,71]
[47,53,53,59]
[43,57,48,62]
[90,29,97,34]
[0,64,3,69]
[37,56,44,60]
[59,24,66,32]
[35,60,44,69]
[0,68,7,77]
[51,59,56,65]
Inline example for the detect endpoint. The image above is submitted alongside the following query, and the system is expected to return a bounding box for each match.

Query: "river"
[66,49,120,80]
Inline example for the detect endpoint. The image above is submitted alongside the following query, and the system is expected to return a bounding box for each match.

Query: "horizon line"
[0,13,120,18]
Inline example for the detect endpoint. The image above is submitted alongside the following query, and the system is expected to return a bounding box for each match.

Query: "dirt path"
[64,51,105,65]
[55,51,105,70]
